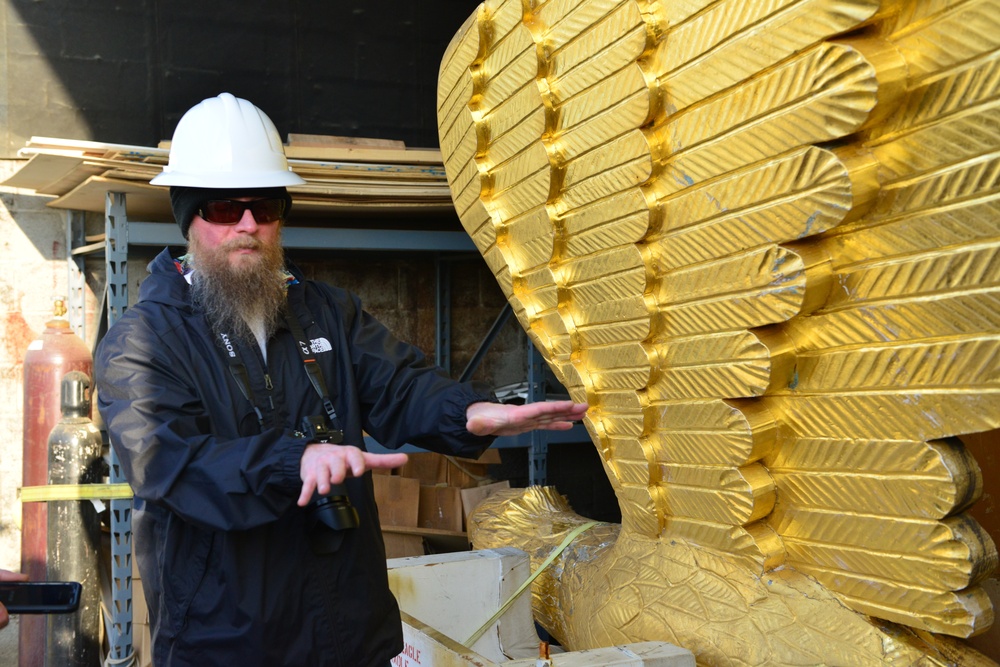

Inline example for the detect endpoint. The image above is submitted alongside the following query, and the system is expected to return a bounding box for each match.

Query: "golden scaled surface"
[437,0,1000,665]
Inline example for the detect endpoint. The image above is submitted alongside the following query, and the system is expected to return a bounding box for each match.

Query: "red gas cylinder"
[20,303,92,667]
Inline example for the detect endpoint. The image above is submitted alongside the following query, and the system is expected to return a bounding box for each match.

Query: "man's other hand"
[298,444,408,506]
[0,569,29,629]
[465,400,589,437]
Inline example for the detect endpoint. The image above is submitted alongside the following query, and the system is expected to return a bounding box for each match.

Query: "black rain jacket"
[96,248,494,666]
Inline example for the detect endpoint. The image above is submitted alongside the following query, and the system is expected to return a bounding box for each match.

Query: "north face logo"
[310,337,332,354]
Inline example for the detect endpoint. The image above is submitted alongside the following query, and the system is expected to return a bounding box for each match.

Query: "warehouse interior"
[0,2,622,665]
[1,1,999,666]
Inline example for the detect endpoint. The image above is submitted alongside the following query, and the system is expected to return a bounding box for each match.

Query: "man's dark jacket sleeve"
[96,304,311,531]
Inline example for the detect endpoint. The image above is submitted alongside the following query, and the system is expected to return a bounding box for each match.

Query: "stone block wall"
[0,1,482,156]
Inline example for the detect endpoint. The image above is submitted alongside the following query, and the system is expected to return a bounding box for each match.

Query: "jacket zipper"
[243,339,277,425]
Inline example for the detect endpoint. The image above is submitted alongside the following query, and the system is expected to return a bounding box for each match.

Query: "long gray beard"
[188,240,287,346]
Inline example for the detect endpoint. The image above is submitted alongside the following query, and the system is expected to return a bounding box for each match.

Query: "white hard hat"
[151,93,306,188]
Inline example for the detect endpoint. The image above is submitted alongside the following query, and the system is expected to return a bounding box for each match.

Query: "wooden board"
[25,135,169,160]
[287,133,406,150]
[383,532,425,559]
[373,474,421,528]
[418,485,464,533]
[50,176,173,221]
[399,453,449,486]
[285,144,443,165]
[4,135,456,219]
[382,524,469,555]
[1,153,104,194]
[461,480,511,527]
[47,175,457,219]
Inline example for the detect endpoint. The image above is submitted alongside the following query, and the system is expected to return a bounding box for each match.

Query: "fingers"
[0,570,29,627]
[534,400,589,420]
[511,401,588,424]
[537,420,575,431]
[297,475,317,506]
[477,401,588,436]
[299,445,408,506]
[364,452,409,471]
[319,456,347,494]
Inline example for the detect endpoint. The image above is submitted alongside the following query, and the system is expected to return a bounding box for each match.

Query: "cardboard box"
[382,532,425,559]
[448,448,501,488]
[460,480,511,529]
[373,474,420,527]
[453,448,502,466]
[418,485,464,533]
[399,450,501,487]
[446,459,493,489]
[399,452,449,485]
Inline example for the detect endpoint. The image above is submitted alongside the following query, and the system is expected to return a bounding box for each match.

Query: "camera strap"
[283,309,345,443]
[217,331,268,429]
[213,306,344,441]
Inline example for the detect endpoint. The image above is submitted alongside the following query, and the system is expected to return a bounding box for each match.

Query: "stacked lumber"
[373,449,509,559]
[2,134,455,220]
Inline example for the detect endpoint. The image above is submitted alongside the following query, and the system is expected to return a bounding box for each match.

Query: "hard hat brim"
[150,169,307,188]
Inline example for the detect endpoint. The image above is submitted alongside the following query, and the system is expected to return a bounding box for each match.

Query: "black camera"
[300,416,359,534]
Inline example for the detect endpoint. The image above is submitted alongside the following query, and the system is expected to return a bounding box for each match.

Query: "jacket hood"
[139,248,196,310]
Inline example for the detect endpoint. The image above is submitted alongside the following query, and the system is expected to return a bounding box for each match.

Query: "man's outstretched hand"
[465,400,589,437]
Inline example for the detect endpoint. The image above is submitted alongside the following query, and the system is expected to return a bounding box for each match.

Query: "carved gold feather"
[437,0,1000,664]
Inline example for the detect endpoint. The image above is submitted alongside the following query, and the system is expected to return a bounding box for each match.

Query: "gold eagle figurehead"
[436,1,1000,664]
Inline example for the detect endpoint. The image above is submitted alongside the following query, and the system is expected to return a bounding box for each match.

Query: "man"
[95,93,587,667]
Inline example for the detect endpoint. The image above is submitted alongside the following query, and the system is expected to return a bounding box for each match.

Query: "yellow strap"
[19,483,133,503]
[463,520,598,647]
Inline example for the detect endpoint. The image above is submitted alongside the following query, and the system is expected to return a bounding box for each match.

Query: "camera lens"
[310,491,359,531]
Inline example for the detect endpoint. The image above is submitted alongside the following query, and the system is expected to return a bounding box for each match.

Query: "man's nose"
[233,208,259,231]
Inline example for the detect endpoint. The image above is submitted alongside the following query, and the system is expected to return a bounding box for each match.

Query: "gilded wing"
[438,0,1000,663]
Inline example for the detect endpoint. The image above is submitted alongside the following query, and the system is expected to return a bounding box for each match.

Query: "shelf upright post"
[527,339,548,486]
[65,210,87,340]
[435,255,452,375]
[104,191,134,664]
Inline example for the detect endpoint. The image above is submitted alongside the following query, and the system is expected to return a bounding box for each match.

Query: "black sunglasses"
[197,198,286,224]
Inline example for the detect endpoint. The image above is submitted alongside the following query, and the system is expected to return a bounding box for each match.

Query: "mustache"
[221,237,264,251]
